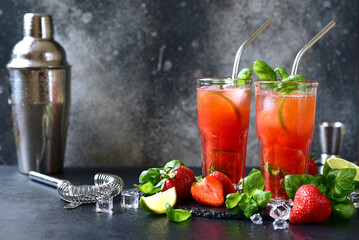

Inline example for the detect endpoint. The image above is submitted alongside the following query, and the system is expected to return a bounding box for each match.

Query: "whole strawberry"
[162,166,196,200]
[289,185,332,223]
[210,171,236,196]
[308,157,318,175]
[191,175,224,207]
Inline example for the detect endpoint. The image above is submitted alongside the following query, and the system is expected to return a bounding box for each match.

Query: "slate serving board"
[176,199,271,220]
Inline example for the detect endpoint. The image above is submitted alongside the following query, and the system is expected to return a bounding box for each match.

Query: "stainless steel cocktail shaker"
[318,122,345,173]
[7,13,70,174]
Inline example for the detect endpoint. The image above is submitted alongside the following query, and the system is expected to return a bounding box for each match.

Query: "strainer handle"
[29,171,61,188]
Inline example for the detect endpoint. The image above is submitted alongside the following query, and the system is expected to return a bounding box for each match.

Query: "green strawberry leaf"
[163,160,185,172]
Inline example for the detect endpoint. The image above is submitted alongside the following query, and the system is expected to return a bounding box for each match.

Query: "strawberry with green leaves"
[162,165,196,200]
[134,160,196,200]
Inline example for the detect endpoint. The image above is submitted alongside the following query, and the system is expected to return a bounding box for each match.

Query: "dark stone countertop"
[1,166,359,240]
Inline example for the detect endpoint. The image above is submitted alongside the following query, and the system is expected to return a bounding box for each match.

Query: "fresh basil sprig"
[284,168,357,219]
[135,160,185,195]
[165,203,192,222]
[225,169,271,218]
[237,68,253,80]
[253,60,309,94]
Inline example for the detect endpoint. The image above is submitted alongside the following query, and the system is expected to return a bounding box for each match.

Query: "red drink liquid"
[197,79,252,184]
[255,82,318,199]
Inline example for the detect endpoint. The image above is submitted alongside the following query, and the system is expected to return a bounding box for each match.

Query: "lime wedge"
[139,187,177,214]
[323,158,359,188]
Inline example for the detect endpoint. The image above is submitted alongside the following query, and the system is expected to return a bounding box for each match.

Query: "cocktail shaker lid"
[7,13,69,69]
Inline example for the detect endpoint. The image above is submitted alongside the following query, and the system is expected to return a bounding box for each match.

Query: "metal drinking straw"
[291,20,336,75]
[231,18,272,79]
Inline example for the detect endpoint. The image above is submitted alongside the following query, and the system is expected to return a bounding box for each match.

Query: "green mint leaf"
[253,60,276,81]
[195,176,202,182]
[165,203,192,222]
[134,182,161,195]
[242,169,265,197]
[274,67,289,80]
[154,178,167,189]
[225,192,242,209]
[252,189,271,208]
[163,160,185,172]
[331,199,356,219]
[326,168,356,201]
[284,174,318,199]
[238,199,259,218]
[237,68,253,80]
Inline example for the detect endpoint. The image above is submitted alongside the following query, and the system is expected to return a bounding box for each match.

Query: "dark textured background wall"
[0,0,358,167]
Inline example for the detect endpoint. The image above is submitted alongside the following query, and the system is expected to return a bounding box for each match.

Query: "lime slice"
[139,187,177,214]
[323,158,359,188]
[278,97,286,130]
[198,93,240,119]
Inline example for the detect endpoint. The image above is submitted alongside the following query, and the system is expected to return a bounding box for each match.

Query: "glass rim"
[254,80,318,86]
[196,78,252,83]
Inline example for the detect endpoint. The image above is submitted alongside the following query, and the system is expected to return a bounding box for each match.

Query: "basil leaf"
[314,174,327,185]
[326,169,356,201]
[274,67,289,80]
[282,74,308,82]
[317,183,329,196]
[252,189,271,208]
[284,174,318,199]
[274,74,308,94]
[237,68,253,80]
[331,199,356,219]
[134,182,161,195]
[139,168,162,184]
[165,203,192,222]
[253,60,276,81]
[163,160,185,172]
[238,199,259,218]
[225,192,242,209]
[242,169,265,197]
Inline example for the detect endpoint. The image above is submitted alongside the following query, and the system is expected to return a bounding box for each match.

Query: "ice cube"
[273,219,289,230]
[234,180,244,193]
[121,188,142,208]
[348,190,359,208]
[250,213,263,225]
[96,195,113,213]
[268,201,291,220]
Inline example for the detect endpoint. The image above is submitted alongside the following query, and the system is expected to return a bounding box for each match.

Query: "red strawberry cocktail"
[196,78,252,184]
